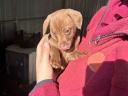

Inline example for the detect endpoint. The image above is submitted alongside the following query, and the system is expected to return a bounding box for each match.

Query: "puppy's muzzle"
[59,42,71,51]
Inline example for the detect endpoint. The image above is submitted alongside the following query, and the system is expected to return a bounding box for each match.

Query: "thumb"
[41,41,50,64]
[36,39,50,65]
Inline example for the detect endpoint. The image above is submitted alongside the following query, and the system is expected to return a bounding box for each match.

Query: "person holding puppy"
[29,0,128,96]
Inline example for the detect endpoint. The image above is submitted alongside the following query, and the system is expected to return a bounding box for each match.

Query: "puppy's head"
[43,9,83,51]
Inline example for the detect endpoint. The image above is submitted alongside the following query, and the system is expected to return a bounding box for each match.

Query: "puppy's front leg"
[50,46,64,69]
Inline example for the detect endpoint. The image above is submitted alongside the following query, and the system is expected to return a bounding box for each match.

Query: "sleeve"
[29,79,60,96]
[109,42,128,96]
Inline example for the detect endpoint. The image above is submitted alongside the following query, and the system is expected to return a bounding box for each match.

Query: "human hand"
[36,37,54,83]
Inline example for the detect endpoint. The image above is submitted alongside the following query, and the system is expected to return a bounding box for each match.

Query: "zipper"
[90,32,128,44]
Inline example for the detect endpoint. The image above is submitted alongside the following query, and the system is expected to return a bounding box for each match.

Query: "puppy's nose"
[59,43,71,51]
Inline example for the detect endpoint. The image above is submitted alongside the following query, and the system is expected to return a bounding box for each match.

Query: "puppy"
[42,9,85,70]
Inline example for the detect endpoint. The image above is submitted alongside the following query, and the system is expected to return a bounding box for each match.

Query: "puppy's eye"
[65,29,70,35]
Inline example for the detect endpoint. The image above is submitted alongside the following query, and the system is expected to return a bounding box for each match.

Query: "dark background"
[0,0,108,96]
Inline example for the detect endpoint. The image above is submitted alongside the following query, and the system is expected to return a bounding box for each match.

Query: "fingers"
[36,36,50,65]
[36,37,54,83]
[41,41,50,64]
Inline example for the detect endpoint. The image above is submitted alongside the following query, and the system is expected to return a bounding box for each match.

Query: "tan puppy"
[42,9,85,70]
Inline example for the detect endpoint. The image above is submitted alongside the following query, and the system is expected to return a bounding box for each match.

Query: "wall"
[0,0,108,41]
[0,0,63,33]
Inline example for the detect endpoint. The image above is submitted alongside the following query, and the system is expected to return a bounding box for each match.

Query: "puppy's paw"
[50,57,64,70]
[51,64,64,70]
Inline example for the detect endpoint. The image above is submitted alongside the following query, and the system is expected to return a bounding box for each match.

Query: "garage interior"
[0,0,107,96]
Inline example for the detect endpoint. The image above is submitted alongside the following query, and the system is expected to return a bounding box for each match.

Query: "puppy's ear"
[43,15,51,35]
[67,9,83,29]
